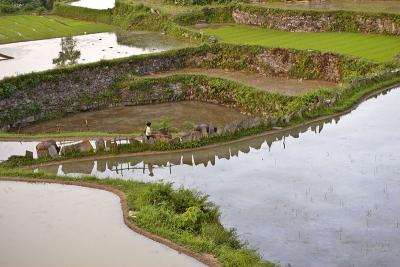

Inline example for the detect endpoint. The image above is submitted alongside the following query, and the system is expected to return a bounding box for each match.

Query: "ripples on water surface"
[37,87,400,267]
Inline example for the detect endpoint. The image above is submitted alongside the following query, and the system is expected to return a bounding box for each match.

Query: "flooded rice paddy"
[71,0,115,9]
[37,87,400,267]
[16,101,250,134]
[0,31,186,79]
[151,68,337,95]
[0,181,204,267]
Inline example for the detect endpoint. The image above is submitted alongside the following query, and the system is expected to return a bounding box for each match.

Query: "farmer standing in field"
[145,122,152,140]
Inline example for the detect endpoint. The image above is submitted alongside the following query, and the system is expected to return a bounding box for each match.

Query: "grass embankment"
[0,15,113,44]
[0,169,275,267]
[203,25,400,62]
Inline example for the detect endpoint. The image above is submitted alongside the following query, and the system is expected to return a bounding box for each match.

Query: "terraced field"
[0,15,113,44]
[203,25,400,62]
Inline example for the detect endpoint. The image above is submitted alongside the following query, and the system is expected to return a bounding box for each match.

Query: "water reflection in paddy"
[0,181,204,267]
[0,31,187,79]
[0,141,38,161]
[39,87,400,267]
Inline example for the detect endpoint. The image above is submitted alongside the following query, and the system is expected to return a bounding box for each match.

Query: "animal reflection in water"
[43,116,340,178]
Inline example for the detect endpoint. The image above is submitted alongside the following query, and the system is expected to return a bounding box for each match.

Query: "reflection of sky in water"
[71,0,115,9]
[0,32,181,80]
[0,141,38,161]
[40,87,400,267]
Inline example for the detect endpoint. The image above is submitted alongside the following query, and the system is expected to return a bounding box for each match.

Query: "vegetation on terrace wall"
[0,43,387,130]
[118,73,319,118]
[173,5,233,25]
[112,1,222,42]
[2,72,400,169]
[198,44,386,81]
[231,4,400,35]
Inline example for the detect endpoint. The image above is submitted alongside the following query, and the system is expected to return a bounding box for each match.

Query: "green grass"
[0,15,114,44]
[203,24,400,62]
[0,169,275,267]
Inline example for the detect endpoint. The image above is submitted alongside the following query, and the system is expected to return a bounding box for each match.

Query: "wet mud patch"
[148,68,338,96]
[16,101,250,134]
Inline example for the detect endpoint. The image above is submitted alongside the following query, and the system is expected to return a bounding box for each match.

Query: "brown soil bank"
[149,68,337,95]
[17,101,250,134]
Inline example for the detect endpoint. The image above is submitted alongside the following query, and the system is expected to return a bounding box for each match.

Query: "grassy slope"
[0,15,114,44]
[203,25,400,62]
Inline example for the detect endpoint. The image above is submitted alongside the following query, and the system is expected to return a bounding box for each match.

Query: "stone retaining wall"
[0,44,382,130]
[232,6,400,35]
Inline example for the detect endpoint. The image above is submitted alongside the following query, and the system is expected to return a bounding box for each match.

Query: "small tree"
[52,36,81,67]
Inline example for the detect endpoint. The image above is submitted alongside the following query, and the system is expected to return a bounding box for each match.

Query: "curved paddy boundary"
[22,82,400,170]
[0,176,221,267]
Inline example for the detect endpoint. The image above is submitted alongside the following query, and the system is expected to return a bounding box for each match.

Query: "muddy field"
[150,68,337,96]
[17,101,250,134]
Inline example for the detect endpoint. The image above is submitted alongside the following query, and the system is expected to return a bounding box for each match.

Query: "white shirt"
[146,126,152,136]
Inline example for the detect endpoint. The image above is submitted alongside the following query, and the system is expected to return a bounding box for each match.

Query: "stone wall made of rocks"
[0,44,381,130]
[231,7,400,35]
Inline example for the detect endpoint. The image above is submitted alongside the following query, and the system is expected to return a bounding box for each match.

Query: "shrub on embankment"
[0,169,275,267]
[111,1,220,42]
